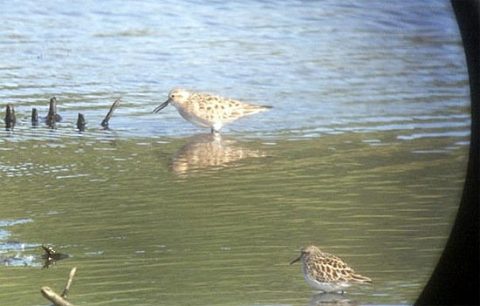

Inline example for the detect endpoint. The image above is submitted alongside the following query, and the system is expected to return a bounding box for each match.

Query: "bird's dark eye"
[171,94,175,98]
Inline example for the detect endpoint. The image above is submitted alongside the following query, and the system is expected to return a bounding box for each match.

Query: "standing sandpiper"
[153,88,271,133]
[290,245,372,293]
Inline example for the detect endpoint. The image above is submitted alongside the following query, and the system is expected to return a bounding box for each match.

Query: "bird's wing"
[310,254,358,283]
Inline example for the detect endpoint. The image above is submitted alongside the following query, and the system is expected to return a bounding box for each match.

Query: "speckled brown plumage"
[291,245,371,292]
[153,88,271,133]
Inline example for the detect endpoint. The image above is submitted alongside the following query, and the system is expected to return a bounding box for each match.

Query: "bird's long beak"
[290,255,302,265]
[153,99,170,113]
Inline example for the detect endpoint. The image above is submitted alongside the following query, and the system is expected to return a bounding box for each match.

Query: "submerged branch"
[40,267,77,306]
[41,287,74,306]
[41,245,69,268]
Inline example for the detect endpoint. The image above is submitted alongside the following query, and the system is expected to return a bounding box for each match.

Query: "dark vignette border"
[415,1,479,305]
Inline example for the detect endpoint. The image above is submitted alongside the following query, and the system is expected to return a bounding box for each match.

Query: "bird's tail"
[351,273,372,284]
[242,104,272,116]
[254,104,272,112]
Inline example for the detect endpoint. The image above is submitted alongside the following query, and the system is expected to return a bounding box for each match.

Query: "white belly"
[304,268,350,292]
[176,106,212,128]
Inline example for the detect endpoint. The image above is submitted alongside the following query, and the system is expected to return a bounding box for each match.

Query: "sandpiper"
[290,245,371,293]
[153,88,271,133]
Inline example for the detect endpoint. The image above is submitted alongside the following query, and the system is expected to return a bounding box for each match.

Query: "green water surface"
[0,130,467,305]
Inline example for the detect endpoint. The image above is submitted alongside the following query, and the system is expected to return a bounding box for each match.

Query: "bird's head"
[153,88,191,113]
[290,245,321,264]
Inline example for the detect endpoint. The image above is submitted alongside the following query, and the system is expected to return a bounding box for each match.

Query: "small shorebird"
[290,245,371,293]
[153,88,271,133]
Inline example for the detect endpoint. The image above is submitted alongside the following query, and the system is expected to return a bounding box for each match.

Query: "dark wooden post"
[5,104,16,130]
[76,113,86,131]
[46,97,62,128]
[31,108,39,126]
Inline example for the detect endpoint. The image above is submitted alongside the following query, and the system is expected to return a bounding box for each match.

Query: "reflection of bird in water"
[309,293,356,306]
[170,133,266,175]
[290,245,371,293]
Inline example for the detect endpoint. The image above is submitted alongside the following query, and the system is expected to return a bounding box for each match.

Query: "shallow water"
[0,1,470,305]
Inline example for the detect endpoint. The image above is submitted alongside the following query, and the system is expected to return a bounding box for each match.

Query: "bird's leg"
[211,122,223,134]
[211,128,221,135]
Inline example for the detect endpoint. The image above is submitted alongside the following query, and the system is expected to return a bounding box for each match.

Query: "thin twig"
[101,98,121,128]
[61,267,77,298]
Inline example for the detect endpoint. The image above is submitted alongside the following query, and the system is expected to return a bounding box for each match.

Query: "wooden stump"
[46,97,62,128]
[4,104,16,130]
[76,113,86,131]
[31,108,39,126]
